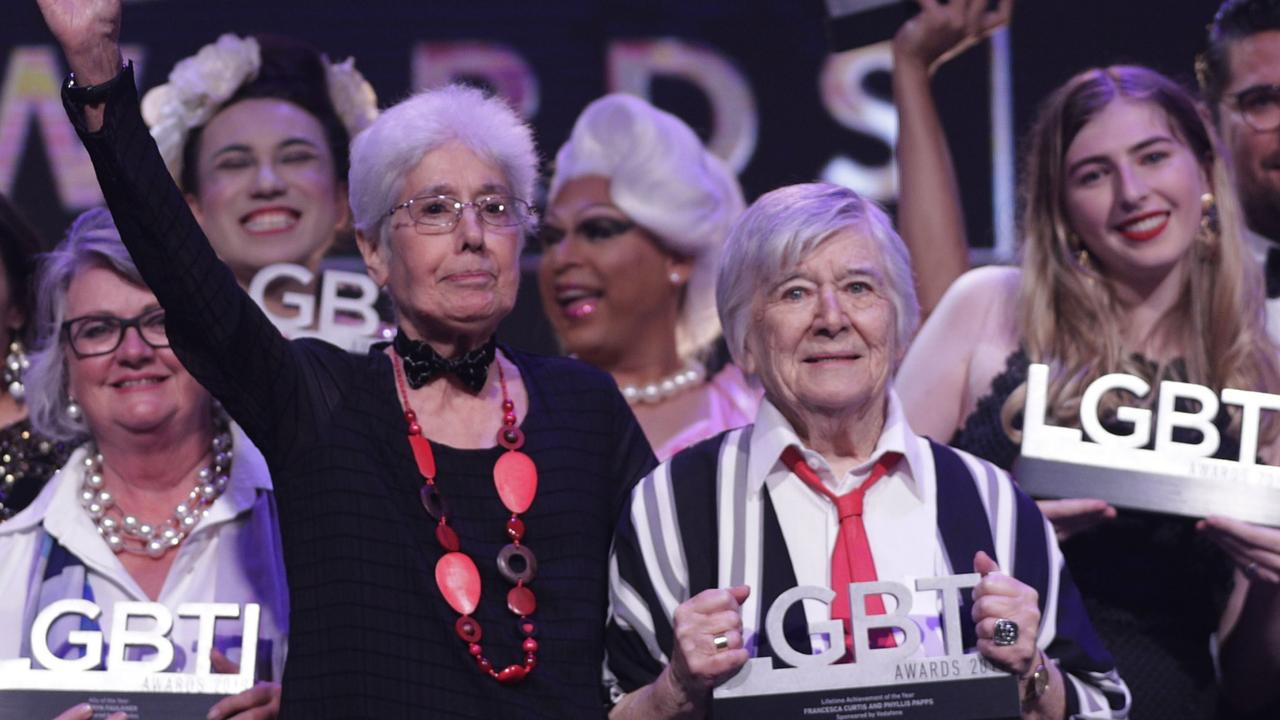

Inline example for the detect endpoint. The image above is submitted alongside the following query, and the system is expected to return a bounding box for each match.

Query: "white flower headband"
[140,34,379,182]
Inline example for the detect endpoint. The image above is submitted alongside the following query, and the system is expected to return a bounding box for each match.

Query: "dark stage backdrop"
[0,0,1222,354]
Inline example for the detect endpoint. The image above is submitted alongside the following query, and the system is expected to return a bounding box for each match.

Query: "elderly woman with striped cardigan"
[604,184,1130,720]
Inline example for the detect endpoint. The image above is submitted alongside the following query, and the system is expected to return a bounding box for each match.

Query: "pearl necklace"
[80,419,233,558]
[619,360,706,405]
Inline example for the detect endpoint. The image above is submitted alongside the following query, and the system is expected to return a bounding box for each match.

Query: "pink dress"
[653,364,762,461]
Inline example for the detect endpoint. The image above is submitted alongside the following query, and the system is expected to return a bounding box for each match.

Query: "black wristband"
[64,64,128,105]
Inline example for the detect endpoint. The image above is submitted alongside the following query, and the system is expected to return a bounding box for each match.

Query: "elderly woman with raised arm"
[39,0,655,717]
[605,184,1129,720]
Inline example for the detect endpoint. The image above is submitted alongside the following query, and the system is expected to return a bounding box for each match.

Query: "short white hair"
[349,83,538,248]
[550,94,745,359]
[716,183,919,369]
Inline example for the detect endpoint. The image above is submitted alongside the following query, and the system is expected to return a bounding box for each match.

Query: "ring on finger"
[1246,561,1262,580]
[712,634,730,651]
[993,618,1019,647]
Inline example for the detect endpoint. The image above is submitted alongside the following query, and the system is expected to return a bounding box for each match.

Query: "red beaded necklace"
[392,349,540,684]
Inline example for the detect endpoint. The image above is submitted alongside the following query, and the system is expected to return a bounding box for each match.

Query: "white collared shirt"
[746,390,949,656]
[0,425,287,676]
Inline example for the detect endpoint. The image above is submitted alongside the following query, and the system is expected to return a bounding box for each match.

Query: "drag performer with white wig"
[538,94,758,459]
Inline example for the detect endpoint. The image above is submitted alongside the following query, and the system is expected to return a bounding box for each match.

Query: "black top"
[0,418,69,521]
[952,349,1245,720]
[66,66,656,719]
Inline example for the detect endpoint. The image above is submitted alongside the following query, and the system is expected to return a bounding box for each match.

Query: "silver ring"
[1245,561,1260,580]
[712,634,730,651]
[993,618,1019,647]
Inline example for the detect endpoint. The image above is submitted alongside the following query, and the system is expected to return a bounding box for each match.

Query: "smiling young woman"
[895,60,1280,718]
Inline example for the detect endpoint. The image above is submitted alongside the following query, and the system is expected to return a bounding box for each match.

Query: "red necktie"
[781,445,903,658]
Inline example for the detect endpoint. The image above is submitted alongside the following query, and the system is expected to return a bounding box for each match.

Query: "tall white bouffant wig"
[550,94,746,360]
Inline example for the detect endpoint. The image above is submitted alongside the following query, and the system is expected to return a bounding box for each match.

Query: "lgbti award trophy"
[0,600,260,719]
[248,262,391,352]
[712,575,1021,719]
[1015,363,1280,526]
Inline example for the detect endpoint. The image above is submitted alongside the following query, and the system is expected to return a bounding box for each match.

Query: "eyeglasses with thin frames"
[1226,83,1280,133]
[386,194,535,235]
[61,308,170,358]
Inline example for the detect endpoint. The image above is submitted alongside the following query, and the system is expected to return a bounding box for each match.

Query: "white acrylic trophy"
[0,600,261,719]
[712,576,1020,719]
[1015,363,1280,526]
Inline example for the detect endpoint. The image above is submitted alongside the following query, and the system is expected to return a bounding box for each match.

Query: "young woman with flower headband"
[140,33,379,338]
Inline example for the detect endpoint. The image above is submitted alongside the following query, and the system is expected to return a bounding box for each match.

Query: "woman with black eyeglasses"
[37,1,656,717]
[0,208,287,720]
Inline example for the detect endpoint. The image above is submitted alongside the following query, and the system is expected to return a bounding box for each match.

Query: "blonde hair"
[1007,65,1280,440]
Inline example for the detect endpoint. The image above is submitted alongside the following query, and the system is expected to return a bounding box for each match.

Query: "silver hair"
[348,83,539,250]
[549,94,745,360]
[26,208,148,443]
[716,183,920,370]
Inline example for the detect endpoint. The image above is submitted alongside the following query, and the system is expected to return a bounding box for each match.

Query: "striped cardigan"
[607,426,1131,718]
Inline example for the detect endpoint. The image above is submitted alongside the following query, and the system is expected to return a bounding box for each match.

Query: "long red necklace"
[392,350,540,684]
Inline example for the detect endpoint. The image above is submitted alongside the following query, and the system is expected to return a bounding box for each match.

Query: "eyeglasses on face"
[1228,83,1280,133]
[386,194,535,235]
[61,308,170,358]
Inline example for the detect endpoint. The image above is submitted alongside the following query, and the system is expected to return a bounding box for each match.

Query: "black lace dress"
[0,418,69,522]
[952,350,1245,719]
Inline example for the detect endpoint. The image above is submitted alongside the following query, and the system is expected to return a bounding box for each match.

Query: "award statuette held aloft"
[712,575,1021,720]
[0,600,261,719]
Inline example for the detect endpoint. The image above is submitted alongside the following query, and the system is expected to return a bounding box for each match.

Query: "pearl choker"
[619,360,706,405]
[80,418,233,558]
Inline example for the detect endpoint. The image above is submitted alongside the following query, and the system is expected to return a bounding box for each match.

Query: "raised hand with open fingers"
[893,0,1014,76]
[34,0,123,84]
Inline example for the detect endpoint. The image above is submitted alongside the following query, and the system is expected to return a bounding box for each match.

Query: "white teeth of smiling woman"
[557,289,600,303]
[1120,214,1166,233]
[116,378,162,387]
[243,211,297,233]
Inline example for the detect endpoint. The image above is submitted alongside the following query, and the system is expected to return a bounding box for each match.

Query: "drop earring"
[4,339,28,402]
[66,397,82,421]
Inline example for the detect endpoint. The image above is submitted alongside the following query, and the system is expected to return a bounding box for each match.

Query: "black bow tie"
[1268,248,1280,299]
[393,332,496,393]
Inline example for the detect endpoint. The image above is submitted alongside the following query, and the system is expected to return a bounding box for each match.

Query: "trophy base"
[1014,455,1280,527]
[713,654,1021,720]
[713,674,1019,719]
[0,689,227,719]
